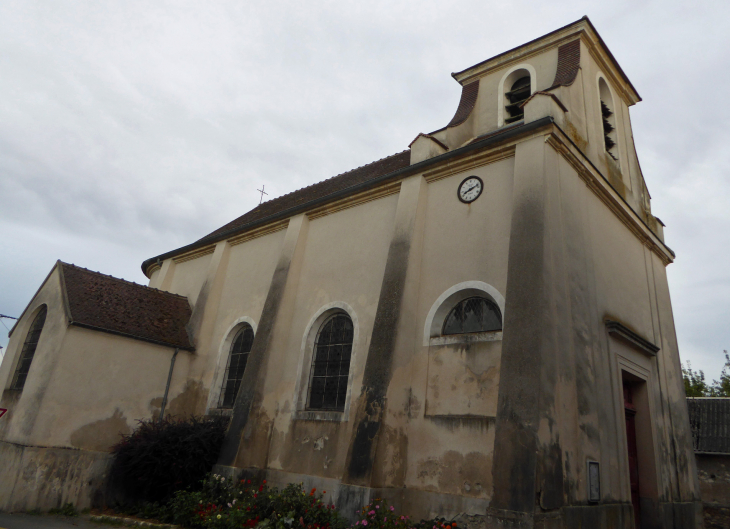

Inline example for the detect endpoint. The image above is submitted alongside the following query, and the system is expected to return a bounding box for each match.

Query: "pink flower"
[390,507,395,512]
[356,522,360,525]
[369,511,375,516]
[384,518,387,522]
[362,522,368,526]
[376,506,380,509]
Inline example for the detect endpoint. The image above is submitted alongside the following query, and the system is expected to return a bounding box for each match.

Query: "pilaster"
[341,175,428,489]
[217,216,308,468]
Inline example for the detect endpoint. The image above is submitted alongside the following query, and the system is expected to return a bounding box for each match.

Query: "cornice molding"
[146,262,162,275]
[228,219,289,246]
[605,319,660,356]
[453,20,640,106]
[544,131,673,265]
[423,145,515,183]
[307,181,402,221]
[454,31,582,86]
[172,245,216,264]
[579,31,639,106]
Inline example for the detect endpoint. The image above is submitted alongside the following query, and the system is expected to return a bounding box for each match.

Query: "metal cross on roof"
[257,185,268,205]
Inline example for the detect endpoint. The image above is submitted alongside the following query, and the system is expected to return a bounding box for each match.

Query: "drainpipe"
[159,348,179,421]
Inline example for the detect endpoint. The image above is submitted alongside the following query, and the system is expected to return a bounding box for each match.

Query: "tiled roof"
[446,81,479,128]
[687,398,730,454]
[551,39,581,88]
[196,150,411,244]
[60,262,194,350]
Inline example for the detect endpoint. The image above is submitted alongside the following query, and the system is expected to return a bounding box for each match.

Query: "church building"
[0,17,702,529]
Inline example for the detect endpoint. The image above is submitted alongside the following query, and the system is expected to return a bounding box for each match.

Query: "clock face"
[458,176,483,203]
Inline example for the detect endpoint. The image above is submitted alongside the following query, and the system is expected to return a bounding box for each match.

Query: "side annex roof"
[58,262,194,350]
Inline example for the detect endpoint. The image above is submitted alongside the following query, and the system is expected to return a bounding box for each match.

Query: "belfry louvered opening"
[505,76,531,124]
[218,324,254,408]
[308,313,353,411]
[599,78,619,161]
[601,102,617,159]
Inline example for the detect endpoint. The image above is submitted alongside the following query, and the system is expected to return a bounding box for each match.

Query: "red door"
[624,382,641,528]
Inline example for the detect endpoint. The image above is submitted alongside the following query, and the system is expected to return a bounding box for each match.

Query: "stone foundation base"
[0,440,112,512]
[213,465,703,529]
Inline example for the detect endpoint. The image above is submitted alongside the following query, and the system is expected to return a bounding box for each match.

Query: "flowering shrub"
[168,474,347,529]
[353,499,458,529]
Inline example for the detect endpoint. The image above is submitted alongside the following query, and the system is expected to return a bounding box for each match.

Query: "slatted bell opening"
[601,101,618,160]
[505,76,531,124]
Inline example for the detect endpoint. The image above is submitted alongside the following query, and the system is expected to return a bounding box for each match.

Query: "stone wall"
[697,453,730,528]
[0,440,112,512]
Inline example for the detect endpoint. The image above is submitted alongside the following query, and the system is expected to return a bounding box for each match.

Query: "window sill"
[292,410,346,422]
[429,331,502,346]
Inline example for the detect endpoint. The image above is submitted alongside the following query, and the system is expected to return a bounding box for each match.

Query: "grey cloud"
[1,0,728,376]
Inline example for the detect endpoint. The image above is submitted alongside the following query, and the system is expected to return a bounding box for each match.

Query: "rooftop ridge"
[243,149,409,211]
[193,149,411,245]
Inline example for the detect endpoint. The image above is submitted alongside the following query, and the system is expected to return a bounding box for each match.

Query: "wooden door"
[624,382,641,528]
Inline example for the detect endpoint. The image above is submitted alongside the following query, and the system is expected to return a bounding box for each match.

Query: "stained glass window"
[308,314,353,411]
[11,305,47,391]
[218,324,254,408]
[442,297,502,335]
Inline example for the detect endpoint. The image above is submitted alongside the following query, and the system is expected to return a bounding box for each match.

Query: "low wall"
[0,440,113,512]
[696,453,730,528]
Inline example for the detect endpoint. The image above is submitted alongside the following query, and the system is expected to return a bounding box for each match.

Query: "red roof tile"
[551,39,581,88]
[60,262,193,350]
[446,81,479,128]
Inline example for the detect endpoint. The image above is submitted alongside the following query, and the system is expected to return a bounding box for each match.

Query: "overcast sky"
[1,1,728,377]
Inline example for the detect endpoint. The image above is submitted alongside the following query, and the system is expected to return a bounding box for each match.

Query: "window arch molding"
[292,301,359,421]
[423,281,505,346]
[206,316,257,412]
[497,64,537,127]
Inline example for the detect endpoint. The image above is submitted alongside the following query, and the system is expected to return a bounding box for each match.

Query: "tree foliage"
[682,350,730,397]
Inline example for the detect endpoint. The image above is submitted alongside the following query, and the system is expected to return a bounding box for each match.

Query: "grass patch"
[49,503,78,517]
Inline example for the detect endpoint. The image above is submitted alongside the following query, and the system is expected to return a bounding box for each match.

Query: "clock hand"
[463,184,478,194]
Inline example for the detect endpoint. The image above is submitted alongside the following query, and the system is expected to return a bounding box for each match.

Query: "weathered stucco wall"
[0,267,203,511]
[0,440,112,512]
[0,19,699,526]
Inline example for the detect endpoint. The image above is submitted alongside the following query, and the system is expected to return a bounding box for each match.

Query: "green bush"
[169,474,347,529]
[110,415,229,503]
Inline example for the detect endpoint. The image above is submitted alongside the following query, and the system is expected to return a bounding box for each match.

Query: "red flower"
[263,480,267,484]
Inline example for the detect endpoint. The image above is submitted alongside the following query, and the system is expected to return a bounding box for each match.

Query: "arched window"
[599,78,618,161]
[308,313,353,411]
[504,76,531,124]
[11,305,47,390]
[442,297,502,335]
[218,324,254,408]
